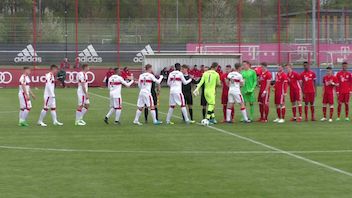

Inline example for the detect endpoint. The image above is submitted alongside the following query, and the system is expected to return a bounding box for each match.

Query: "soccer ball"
[201,119,209,126]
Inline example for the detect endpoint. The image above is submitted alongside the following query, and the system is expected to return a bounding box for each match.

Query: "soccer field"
[0,87,351,197]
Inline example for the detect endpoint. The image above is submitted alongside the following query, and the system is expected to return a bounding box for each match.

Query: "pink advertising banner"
[187,43,352,65]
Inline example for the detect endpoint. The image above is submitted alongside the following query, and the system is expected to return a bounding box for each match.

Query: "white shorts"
[43,96,56,109]
[137,92,154,108]
[78,94,90,106]
[228,92,244,104]
[110,97,122,109]
[19,92,32,109]
[169,92,186,107]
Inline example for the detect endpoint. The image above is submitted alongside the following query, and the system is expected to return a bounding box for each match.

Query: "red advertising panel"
[0,68,142,88]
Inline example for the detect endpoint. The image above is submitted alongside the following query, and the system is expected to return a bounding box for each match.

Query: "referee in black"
[144,74,160,123]
[181,64,196,122]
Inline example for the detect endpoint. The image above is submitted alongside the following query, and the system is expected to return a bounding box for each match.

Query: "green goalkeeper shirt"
[241,69,257,94]
[197,70,220,94]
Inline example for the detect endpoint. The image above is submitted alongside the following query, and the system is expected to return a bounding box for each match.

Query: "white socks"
[226,108,232,122]
[106,108,115,118]
[241,108,249,121]
[38,109,47,123]
[150,110,157,123]
[51,110,58,123]
[181,107,189,122]
[166,108,174,123]
[115,110,121,122]
[134,109,142,122]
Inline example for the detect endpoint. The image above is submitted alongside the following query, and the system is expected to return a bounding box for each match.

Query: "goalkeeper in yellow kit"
[193,62,221,124]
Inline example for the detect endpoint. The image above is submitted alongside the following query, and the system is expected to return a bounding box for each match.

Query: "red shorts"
[338,93,350,103]
[275,91,285,105]
[303,93,315,103]
[290,88,301,103]
[258,92,270,104]
[322,93,334,104]
[221,92,228,105]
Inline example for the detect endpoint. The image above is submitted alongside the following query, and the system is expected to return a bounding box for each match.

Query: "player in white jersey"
[37,65,64,127]
[75,64,90,126]
[104,67,134,125]
[133,64,163,125]
[18,67,36,127]
[226,63,251,123]
[165,63,193,124]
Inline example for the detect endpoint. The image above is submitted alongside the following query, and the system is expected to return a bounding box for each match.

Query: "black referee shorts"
[183,92,193,105]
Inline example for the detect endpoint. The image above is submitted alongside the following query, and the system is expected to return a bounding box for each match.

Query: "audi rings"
[64,71,95,84]
[0,72,13,84]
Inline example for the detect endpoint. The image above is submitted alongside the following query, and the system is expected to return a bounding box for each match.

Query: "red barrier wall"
[0,68,142,88]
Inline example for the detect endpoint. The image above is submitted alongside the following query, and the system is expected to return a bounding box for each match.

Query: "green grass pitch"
[0,87,351,198]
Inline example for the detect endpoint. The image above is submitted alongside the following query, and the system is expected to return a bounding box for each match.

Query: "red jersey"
[287,71,302,91]
[300,70,316,93]
[274,72,288,94]
[336,71,352,94]
[259,70,272,93]
[221,72,230,94]
[254,66,262,76]
[323,75,337,95]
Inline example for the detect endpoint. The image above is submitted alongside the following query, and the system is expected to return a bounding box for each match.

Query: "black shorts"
[151,92,158,105]
[201,91,207,106]
[183,92,193,105]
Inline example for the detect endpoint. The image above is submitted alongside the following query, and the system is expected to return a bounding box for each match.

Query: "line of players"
[18,60,351,127]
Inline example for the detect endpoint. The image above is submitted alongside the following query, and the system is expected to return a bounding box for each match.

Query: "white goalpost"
[142,53,242,74]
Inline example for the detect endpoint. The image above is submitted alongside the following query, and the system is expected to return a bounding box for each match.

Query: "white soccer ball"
[201,119,209,126]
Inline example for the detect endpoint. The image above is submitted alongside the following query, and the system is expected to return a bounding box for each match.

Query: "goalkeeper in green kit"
[241,61,257,120]
[193,62,221,124]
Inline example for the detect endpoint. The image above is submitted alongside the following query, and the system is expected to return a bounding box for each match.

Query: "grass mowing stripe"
[90,92,352,178]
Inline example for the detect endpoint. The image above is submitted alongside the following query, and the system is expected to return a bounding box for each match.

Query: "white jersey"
[19,74,31,95]
[227,71,243,94]
[167,70,192,94]
[44,72,56,97]
[77,71,88,95]
[108,74,134,98]
[138,72,163,94]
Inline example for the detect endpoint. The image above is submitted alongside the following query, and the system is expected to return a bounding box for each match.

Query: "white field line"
[89,92,352,177]
[1,145,352,155]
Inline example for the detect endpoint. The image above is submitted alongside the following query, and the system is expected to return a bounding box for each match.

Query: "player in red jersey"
[257,62,272,122]
[336,62,352,121]
[321,67,338,122]
[221,65,234,122]
[300,62,317,121]
[273,65,288,123]
[286,63,303,122]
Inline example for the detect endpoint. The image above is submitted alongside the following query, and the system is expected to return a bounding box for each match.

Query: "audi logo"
[0,72,13,84]
[64,71,95,84]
